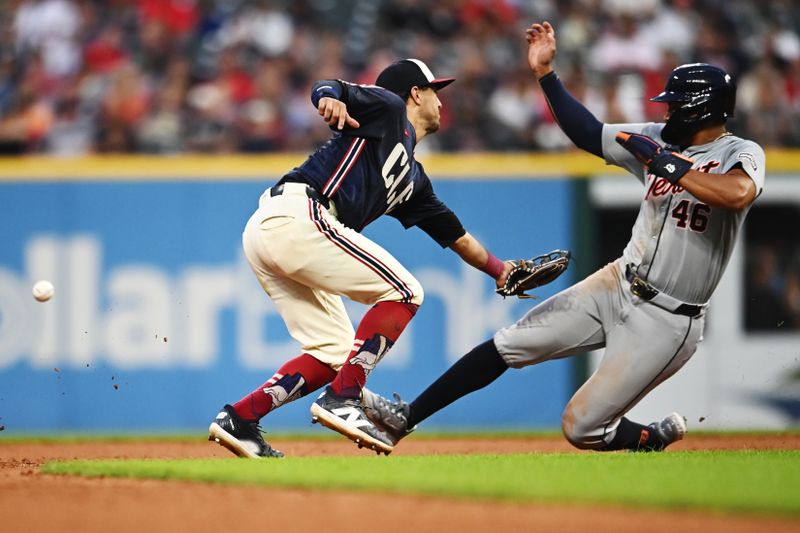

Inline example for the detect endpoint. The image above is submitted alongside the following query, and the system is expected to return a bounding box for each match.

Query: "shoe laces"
[246,422,283,454]
[389,393,410,419]
[240,419,266,442]
[370,391,405,414]
[652,416,683,443]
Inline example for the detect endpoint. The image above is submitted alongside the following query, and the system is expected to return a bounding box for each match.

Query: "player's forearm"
[449,233,504,276]
[538,72,603,157]
[678,170,756,210]
[450,232,489,268]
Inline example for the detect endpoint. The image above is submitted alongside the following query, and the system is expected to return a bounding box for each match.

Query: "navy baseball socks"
[208,405,284,458]
[602,414,687,452]
[407,339,510,426]
[362,339,510,444]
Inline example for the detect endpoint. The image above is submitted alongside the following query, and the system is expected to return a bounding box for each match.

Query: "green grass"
[43,450,800,516]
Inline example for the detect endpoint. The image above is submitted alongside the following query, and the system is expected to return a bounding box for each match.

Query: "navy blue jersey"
[280,80,454,234]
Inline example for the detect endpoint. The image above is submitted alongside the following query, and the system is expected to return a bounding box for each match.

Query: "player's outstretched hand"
[495,260,515,292]
[525,21,557,79]
[496,250,571,299]
[615,132,694,185]
[318,97,360,130]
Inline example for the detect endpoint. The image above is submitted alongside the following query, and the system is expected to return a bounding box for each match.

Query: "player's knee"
[561,405,604,450]
[561,420,596,450]
[406,278,424,305]
[308,332,354,371]
[381,277,423,306]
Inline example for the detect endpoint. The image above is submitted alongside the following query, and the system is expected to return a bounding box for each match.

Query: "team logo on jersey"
[737,152,758,172]
[645,175,684,199]
[382,143,415,212]
[698,160,721,173]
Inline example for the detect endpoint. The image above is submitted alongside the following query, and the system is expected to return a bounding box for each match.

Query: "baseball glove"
[496,249,571,299]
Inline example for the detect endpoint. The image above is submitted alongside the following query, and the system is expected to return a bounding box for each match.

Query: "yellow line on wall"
[0,153,608,180]
[0,149,796,181]
[0,154,304,181]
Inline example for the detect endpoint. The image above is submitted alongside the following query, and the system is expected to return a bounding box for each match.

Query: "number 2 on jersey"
[671,200,710,232]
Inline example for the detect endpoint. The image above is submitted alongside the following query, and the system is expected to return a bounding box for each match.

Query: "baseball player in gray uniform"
[361,21,766,452]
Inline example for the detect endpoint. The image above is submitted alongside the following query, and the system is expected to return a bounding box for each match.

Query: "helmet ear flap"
[660,116,693,145]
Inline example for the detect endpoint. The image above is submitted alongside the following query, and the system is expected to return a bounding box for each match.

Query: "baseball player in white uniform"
[208,59,516,458]
[361,21,766,452]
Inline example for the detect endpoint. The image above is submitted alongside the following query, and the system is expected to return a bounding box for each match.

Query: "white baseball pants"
[242,183,424,369]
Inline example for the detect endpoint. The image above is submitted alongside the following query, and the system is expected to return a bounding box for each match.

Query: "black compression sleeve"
[539,71,604,157]
[415,210,466,248]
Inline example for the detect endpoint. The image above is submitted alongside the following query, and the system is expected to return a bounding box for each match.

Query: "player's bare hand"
[525,21,556,80]
[318,97,360,130]
[495,260,515,290]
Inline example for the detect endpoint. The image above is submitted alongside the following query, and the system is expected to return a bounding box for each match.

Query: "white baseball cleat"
[310,386,394,455]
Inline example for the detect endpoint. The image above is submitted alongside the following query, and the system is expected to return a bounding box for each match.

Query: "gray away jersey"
[601,123,766,305]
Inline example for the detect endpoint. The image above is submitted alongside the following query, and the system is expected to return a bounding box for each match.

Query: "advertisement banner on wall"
[0,178,574,433]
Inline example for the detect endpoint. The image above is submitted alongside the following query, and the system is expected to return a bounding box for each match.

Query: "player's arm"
[393,174,512,287]
[675,167,756,210]
[615,132,759,211]
[399,190,513,288]
[415,212,512,289]
[526,21,603,157]
[312,79,404,136]
[450,231,514,289]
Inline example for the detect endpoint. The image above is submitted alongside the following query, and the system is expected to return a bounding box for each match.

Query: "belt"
[624,264,704,317]
[269,182,334,212]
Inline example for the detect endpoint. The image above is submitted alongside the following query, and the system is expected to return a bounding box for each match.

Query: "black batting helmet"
[651,63,736,145]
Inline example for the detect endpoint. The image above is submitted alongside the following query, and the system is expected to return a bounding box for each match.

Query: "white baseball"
[32,280,55,302]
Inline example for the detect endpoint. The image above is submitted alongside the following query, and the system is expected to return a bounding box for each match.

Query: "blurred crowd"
[1,0,799,155]
[746,242,800,332]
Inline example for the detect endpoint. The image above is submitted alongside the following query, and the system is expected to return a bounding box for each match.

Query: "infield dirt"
[2,434,799,533]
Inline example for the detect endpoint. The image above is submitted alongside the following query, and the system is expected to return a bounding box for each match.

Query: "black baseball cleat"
[310,386,394,455]
[361,388,415,445]
[208,405,284,458]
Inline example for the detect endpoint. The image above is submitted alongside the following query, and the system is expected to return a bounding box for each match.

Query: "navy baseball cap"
[375,59,455,95]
